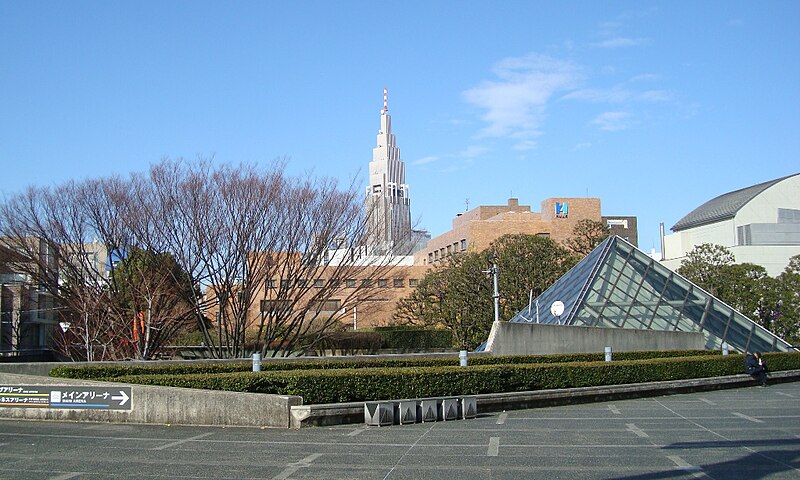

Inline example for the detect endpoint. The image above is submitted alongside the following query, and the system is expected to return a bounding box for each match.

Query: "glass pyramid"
[510,236,793,353]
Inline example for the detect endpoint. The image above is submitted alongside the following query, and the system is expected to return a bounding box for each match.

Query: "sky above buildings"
[1,1,798,253]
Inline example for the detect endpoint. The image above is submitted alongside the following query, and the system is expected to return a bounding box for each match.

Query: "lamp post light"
[483,255,500,324]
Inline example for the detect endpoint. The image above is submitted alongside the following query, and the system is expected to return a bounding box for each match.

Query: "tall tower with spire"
[365,88,412,255]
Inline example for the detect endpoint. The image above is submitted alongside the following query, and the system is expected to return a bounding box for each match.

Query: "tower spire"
[383,87,388,113]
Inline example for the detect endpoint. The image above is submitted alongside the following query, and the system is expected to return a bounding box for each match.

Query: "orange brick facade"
[415,197,602,265]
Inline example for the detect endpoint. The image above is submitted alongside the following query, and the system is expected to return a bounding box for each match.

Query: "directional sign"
[0,386,132,410]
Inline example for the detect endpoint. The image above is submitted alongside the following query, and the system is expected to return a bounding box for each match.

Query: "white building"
[662,173,800,276]
[364,88,414,255]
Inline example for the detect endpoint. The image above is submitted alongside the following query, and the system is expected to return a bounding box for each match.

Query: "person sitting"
[744,352,768,386]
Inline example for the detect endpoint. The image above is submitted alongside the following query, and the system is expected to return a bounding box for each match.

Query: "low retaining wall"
[485,321,705,356]
[289,370,800,427]
[0,372,301,428]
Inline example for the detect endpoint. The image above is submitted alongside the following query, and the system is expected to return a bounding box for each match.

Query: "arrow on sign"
[111,391,129,406]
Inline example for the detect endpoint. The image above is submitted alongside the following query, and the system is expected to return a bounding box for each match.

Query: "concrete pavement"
[1,381,798,479]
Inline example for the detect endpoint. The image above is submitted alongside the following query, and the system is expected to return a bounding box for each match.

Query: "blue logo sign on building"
[555,201,569,218]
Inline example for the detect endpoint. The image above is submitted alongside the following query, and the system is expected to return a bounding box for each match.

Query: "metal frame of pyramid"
[510,236,793,353]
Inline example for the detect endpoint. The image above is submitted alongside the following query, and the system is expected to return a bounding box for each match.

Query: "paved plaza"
[1,382,798,480]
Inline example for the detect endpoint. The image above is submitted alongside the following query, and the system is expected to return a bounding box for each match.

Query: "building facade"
[0,238,58,354]
[662,173,800,276]
[365,88,414,255]
[415,197,638,266]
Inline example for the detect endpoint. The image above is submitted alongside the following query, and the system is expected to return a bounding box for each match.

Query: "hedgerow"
[51,352,800,405]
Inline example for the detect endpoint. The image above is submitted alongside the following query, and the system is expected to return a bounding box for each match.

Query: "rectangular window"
[309,299,341,313]
[446,245,452,255]
[409,278,419,288]
[362,278,373,288]
[428,252,434,263]
[313,279,324,288]
[460,239,467,251]
[297,278,308,288]
[266,279,276,289]
[280,279,290,289]
[260,299,291,314]
[378,279,388,288]
[346,278,356,288]
[328,279,340,289]
[393,278,405,288]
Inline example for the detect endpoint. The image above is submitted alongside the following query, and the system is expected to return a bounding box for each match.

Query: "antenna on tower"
[465,198,470,211]
[383,87,388,113]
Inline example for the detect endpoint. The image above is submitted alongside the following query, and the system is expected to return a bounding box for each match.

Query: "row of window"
[265,278,419,289]
[427,238,468,264]
[260,299,343,313]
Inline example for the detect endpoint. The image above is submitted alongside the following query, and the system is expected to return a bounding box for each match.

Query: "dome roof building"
[662,173,800,276]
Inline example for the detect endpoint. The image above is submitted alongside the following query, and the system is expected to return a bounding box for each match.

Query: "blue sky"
[1,1,798,252]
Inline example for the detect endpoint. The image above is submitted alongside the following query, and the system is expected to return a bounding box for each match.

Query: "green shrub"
[372,327,454,350]
[311,332,383,355]
[49,349,721,380]
[78,352,800,405]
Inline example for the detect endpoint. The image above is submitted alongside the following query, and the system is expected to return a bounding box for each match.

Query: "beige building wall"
[415,197,602,265]
[207,262,431,333]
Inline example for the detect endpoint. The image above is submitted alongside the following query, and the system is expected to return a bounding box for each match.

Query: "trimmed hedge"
[372,327,454,350]
[49,349,720,380]
[103,352,800,404]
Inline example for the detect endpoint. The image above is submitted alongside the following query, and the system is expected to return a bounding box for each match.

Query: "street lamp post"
[483,256,500,323]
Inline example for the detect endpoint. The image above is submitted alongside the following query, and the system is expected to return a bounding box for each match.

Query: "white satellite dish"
[59,321,71,332]
[550,301,565,318]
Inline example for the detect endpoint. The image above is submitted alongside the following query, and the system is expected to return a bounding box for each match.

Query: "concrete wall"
[0,372,301,428]
[485,321,705,356]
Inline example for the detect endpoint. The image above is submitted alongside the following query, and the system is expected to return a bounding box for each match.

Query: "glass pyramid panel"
[510,236,793,352]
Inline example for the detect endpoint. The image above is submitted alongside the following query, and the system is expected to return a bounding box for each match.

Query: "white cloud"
[572,142,592,151]
[591,37,647,48]
[562,87,632,103]
[592,111,632,131]
[463,54,583,149]
[562,86,670,103]
[630,73,661,82]
[458,145,489,158]
[412,155,439,166]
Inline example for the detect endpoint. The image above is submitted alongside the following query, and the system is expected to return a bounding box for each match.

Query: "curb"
[290,369,800,428]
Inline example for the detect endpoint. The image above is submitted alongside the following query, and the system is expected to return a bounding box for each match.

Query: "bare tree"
[0,181,130,360]
[565,219,610,256]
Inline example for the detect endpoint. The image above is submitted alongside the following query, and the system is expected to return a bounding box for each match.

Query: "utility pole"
[483,256,500,323]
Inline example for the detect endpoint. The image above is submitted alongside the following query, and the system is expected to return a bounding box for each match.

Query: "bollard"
[459,350,468,367]
[604,346,612,362]
[722,342,729,355]
[252,353,262,372]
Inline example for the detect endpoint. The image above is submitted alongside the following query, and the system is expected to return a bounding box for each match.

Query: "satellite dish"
[550,301,565,318]
[59,322,71,332]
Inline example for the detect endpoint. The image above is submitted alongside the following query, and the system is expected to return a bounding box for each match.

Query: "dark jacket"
[744,353,766,375]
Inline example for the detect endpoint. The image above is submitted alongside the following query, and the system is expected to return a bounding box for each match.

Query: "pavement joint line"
[496,413,507,425]
[608,405,621,414]
[698,398,716,405]
[271,453,322,480]
[666,455,705,478]
[653,398,731,442]
[47,473,83,480]
[382,421,436,480]
[776,391,796,398]
[487,437,500,456]
[732,412,763,423]
[346,427,366,437]
[152,432,215,451]
[626,423,649,438]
